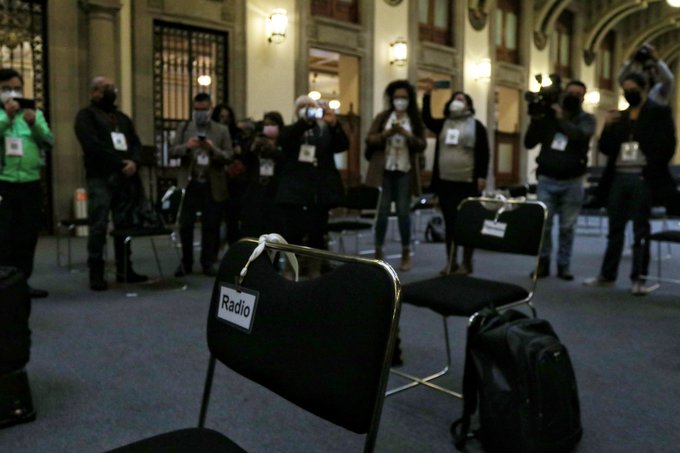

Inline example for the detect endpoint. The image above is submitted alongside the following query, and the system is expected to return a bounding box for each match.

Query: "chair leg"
[124,236,136,297]
[67,225,75,271]
[386,316,461,398]
[56,224,62,268]
[150,237,164,279]
[198,355,217,428]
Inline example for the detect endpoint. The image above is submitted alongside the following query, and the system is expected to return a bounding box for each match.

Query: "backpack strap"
[451,308,496,450]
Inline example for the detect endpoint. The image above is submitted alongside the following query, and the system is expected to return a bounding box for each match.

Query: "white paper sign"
[620,141,640,162]
[481,219,507,238]
[217,283,259,333]
[5,137,23,157]
[111,132,128,152]
[445,128,460,146]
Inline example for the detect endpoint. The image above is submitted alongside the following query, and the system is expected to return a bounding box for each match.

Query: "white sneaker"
[631,281,659,296]
[583,276,615,288]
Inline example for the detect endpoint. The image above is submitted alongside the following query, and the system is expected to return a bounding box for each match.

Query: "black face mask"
[98,88,117,110]
[562,94,581,112]
[624,90,642,107]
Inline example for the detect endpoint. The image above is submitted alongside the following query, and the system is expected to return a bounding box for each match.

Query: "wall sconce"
[267,9,288,44]
[584,90,600,105]
[474,58,492,81]
[197,75,212,87]
[390,38,408,66]
[328,99,341,111]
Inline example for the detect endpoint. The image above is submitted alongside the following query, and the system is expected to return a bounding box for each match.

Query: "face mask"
[562,94,581,112]
[98,88,117,110]
[1,90,22,104]
[393,98,409,112]
[193,110,210,126]
[263,125,279,139]
[449,100,466,113]
[624,90,642,107]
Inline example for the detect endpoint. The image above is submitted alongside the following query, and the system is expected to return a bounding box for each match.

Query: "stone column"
[80,0,121,81]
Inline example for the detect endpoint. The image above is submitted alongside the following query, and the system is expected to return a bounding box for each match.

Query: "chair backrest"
[453,197,547,256]
[343,185,381,211]
[157,186,184,226]
[204,239,401,452]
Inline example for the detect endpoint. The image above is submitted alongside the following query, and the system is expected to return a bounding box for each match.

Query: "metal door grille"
[153,21,227,166]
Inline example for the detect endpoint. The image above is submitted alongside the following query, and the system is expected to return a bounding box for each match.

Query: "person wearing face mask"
[584,73,676,296]
[365,80,427,272]
[422,82,490,275]
[524,80,596,281]
[75,75,150,291]
[239,111,285,238]
[275,96,348,275]
[0,68,54,298]
[169,92,233,277]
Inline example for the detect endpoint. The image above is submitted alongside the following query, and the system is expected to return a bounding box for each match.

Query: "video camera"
[524,74,562,118]
[634,43,653,64]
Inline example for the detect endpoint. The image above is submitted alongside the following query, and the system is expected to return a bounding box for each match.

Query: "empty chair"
[326,184,382,255]
[105,237,401,452]
[387,196,547,398]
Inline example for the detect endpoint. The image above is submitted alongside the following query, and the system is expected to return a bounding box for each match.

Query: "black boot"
[530,257,550,279]
[88,258,108,291]
[114,239,148,284]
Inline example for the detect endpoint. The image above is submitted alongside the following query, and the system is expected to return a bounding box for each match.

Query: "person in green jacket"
[0,68,54,298]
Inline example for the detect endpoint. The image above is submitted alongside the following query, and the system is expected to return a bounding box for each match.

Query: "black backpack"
[424,215,445,243]
[451,308,582,453]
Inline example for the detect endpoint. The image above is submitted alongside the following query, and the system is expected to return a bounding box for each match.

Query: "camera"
[634,44,653,64]
[524,74,562,117]
[197,131,207,141]
[15,98,36,110]
[305,107,324,120]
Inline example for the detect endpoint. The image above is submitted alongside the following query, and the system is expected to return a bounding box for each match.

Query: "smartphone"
[15,98,36,110]
[306,107,324,120]
[197,131,207,141]
[433,80,451,90]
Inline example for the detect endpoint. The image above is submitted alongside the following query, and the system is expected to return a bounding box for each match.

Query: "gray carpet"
[1,220,679,452]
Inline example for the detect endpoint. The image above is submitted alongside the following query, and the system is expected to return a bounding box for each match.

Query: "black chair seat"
[403,275,529,317]
[107,427,245,453]
[649,230,680,243]
[59,218,89,228]
[326,220,373,232]
[110,227,173,238]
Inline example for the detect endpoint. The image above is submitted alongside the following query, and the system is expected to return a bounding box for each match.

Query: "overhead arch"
[660,39,680,62]
[533,0,572,50]
[583,0,651,66]
[622,15,680,60]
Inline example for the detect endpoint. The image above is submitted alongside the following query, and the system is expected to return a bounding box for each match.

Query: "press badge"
[216,282,259,333]
[111,132,128,152]
[390,135,406,148]
[260,158,274,176]
[196,152,209,166]
[299,144,316,163]
[445,128,460,146]
[5,137,23,157]
[551,133,568,151]
[620,141,641,162]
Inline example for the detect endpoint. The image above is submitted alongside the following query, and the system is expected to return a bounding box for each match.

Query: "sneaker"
[631,281,659,296]
[583,276,615,288]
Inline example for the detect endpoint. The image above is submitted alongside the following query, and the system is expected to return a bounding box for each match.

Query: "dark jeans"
[0,181,42,280]
[281,204,329,250]
[438,180,478,256]
[600,173,651,282]
[376,170,411,247]
[179,180,225,269]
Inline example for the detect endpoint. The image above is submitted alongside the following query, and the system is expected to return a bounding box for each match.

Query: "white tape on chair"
[481,219,507,238]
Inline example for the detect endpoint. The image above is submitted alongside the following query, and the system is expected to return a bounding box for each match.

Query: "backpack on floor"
[424,215,445,243]
[451,308,582,453]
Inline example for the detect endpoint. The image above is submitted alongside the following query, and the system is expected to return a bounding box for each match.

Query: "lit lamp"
[667,0,680,7]
[328,99,341,111]
[474,58,492,81]
[584,90,600,105]
[390,38,408,66]
[268,9,288,44]
[308,90,321,101]
[197,75,212,87]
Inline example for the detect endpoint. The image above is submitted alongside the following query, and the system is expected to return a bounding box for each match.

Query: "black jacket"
[598,100,676,206]
[74,102,142,179]
[524,109,596,180]
[275,119,348,207]
[422,94,490,193]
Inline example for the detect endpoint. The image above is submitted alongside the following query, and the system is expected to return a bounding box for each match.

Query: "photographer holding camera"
[275,95,348,274]
[619,43,673,106]
[0,68,53,298]
[524,79,596,280]
[170,92,233,277]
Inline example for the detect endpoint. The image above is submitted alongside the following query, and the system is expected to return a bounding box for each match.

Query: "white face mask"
[449,100,466,113]
[393,98,409,112]
[0,90,21,104]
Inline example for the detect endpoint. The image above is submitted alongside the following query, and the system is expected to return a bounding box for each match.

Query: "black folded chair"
[106,238,401,453]
[326,185,382,255]
[643,197,680,287]
[55,217,90,271]
[387,196,547,398]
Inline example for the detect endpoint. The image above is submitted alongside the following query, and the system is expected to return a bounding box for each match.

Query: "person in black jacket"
[74,76,148,291]
[422,83,490,275]
[275,96,348,274]
[584,72,676,295]
[524,80,596,281]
